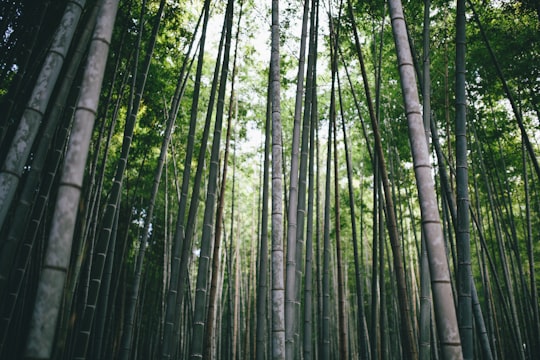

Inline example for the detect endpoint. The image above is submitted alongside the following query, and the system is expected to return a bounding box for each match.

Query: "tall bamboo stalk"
[328,15,348,359]
[0,0,86,230]
[204,5,242,356]
[270,0,285,356]
[256,73,272,360]
[348,1,417,357]
[117,3,168,357]
[522,141,540,355]
[0,0,98,309]
[321,103,332,360]
[73,0,162,355]
[419,2,433,359]
[303,88,317,360]
[388,0,462,358]
[172,1,227,354]
[189,0,234,356]
[24,0,119,357]
[336,60,371,360]
[284,0,310,352]
[455,0,473,358]
[371,153,380,360]
[332,110,348,360]
[162,2,211,357]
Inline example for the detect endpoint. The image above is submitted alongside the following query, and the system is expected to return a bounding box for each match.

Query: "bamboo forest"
[1,0,540,359]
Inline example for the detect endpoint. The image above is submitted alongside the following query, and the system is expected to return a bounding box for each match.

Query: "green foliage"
[467,1,540,110]
[3,0,540,357]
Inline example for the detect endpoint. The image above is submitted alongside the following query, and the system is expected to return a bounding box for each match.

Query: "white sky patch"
[239,120,265,153]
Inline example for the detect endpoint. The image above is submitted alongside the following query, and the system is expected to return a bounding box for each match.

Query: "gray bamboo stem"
[419,2,432,359]
[388,0,463,358]
[0,0,86,230]
[23,0,118,357]
[455,0,473,357]
[349,0,418,356]
[189,0,234,356]
[270,0,285,355]
[284,0,310,355]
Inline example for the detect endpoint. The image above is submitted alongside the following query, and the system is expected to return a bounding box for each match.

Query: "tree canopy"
[0,0,539,359]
